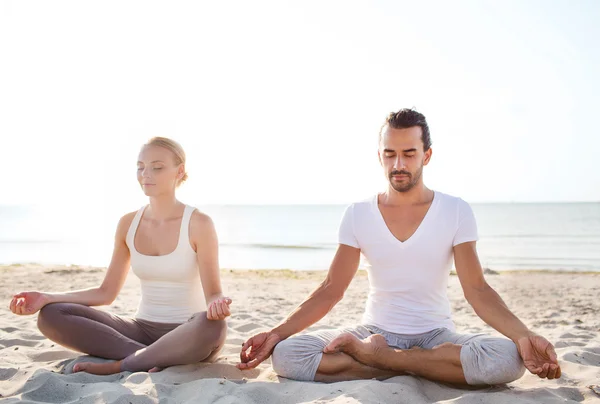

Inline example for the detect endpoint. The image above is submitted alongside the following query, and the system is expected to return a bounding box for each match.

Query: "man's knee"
[272,337,320,381]
[462,338,525,385]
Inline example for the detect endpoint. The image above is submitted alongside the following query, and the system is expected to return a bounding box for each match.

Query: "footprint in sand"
[30,351,79,362]
[234,323,262,333]
[0,368,18,381]
[0,339,39,348]
[21,333,47,341]
[555,340,587,348]
[563,348,600,366]
[559,332,595,340]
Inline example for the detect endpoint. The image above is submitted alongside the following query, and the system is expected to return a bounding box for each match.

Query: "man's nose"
[393,156,406,170]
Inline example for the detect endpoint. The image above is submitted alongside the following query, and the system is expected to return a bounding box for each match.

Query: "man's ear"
[423,147,433,166]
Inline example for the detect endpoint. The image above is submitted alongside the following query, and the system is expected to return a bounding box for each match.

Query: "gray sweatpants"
[272,324,525,385]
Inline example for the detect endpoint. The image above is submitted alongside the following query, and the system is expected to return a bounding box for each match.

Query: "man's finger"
[241,339,252,353]
[240,356,263,370]
[538,363,550,379]
[547,345,558,363]
[237,362,254,370]
[547,364,558,379]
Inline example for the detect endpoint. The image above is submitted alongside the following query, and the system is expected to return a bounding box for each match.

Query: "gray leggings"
[272,325,526,385]
[37,303,227,372]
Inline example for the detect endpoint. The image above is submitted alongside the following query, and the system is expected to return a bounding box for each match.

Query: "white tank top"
[126,204,206,323]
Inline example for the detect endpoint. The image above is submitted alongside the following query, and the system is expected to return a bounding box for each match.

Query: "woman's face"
[137,145,183,197]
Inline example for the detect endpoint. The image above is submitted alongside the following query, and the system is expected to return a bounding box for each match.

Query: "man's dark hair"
[379,108,432,151]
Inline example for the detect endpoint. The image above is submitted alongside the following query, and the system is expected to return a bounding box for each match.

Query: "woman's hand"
[207,296,232,320]
[9,291,49,315]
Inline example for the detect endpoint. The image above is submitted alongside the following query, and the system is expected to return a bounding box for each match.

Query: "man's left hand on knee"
[516,333,561,380]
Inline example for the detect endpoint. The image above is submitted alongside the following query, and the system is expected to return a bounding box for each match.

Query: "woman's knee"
[189,312,227,346]
[37,303,71,337]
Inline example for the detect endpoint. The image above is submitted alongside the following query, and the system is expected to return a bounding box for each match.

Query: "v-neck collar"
[372,191,439,248]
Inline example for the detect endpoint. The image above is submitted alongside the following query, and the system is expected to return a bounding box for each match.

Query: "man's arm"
[453,241,530,340]
[271,244,361,339]
[238,244,360,369]
[454,241,560,379]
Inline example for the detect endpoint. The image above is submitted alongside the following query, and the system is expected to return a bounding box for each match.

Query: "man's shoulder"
[434,191,472,209]
[344,195,376,215]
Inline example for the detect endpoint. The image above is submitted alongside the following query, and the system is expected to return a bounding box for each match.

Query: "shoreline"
[2,263,600,276]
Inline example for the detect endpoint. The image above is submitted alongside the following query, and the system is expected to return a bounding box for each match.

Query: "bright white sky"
[1,0,599,213]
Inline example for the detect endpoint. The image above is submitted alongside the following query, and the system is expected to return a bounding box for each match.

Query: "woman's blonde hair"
[144,137,188,186]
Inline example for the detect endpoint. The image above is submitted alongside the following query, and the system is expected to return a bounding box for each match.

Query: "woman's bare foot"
[148,367,163,373]
[73,360,123,375]
[323,333,390,367]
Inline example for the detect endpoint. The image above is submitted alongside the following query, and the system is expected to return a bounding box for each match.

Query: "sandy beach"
[1,264,599,403]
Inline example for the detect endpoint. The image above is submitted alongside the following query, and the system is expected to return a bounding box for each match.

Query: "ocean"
[1,202,599,272]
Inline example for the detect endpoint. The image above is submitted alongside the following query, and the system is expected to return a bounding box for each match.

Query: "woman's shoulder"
[115,209,141,238]
[189,207,213,227]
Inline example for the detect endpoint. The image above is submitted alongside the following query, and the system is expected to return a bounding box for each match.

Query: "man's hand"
[238,331,282,370]
[9,291,48,315]
[516,333,561,379]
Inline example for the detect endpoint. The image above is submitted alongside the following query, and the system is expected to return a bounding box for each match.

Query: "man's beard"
[388,166,423,192]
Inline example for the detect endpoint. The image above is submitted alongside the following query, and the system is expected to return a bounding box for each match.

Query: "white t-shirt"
[338,191,478,334]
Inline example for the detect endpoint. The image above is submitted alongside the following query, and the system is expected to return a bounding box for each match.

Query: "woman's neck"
[146,195,184,221]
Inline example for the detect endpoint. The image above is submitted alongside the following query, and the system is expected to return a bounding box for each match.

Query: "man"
[238,109,561,385]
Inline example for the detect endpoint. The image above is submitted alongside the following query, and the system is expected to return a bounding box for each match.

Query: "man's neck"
[380,183,434,206]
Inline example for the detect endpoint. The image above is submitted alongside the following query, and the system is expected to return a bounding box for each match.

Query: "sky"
[1,0,599,213]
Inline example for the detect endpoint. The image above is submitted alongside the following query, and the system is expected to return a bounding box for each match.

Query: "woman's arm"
[190,210,231,320]
[10,212,135,315]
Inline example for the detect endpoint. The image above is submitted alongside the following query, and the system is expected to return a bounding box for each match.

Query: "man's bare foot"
[73,360,123,375]
[323,333,390,367]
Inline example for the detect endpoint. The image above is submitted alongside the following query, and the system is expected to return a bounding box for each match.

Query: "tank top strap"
[176,205,196,250]
[126,205,147,248]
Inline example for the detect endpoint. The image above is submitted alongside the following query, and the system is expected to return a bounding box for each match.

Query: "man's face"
[378,126,432,193]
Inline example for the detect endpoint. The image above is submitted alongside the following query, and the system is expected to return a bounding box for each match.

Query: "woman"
[9,137,231,375]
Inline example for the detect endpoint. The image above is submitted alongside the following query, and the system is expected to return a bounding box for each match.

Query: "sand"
[1,264,599,403]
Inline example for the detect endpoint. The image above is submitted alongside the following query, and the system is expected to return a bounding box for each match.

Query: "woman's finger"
[206,303,215,320]
[210,303,219,320]
[9,297,17,313]
[215,301,225,319]
[15,298,26,315]
[223,303,231,317]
